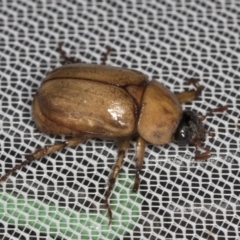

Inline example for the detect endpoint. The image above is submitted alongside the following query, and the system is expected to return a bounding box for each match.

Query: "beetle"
[0,44,228,224]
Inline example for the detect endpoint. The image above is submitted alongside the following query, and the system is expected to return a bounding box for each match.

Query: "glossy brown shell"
[44,63,147,86]
[138,80,182,145]
[33,63,148,138]
[33,63,182,144]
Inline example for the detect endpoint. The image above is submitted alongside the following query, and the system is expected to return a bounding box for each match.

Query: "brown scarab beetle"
[0,44,228,224]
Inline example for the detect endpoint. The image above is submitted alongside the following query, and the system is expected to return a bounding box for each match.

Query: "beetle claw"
[104,182,114,225]
[186,78,203,98]
[195,150,211,160]
[194,141,211,161]
[106,198,113,226]
[133,171,140,192]
[0,156,34,183]
[58,42,80,63]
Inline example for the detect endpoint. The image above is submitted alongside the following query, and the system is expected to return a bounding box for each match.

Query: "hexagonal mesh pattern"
[0,0,240,239]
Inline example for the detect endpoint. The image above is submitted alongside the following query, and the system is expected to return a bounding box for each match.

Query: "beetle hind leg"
[0,136,86,183]
[105,139,130,225]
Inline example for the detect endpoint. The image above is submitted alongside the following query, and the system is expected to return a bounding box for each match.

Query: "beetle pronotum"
[0,44,228,224]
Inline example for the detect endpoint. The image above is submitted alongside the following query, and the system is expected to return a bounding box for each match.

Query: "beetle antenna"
[201,105,228,121]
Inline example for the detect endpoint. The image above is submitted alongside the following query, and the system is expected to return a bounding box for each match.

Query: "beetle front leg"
[194,141,211,160]
[133,136,146,192]
[0,136,86,183]
[176,79,203,104]
[105,139,130,225]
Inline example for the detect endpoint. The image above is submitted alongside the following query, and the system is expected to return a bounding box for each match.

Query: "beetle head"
[173,105,228,160]
[173,110,205,145]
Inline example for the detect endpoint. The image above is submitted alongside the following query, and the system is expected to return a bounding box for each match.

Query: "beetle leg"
[194,141,211,160]
[195,150,211,160]
[176,90,199,103]
[187,78,203,93]
[201,105,228,121]
[176,79,203,104]
[193,105,228,161]
[58,42,81,63]
[105,139,130,225]
[0,136,86,183]
[101,47,112,65]
[133,136,146,192]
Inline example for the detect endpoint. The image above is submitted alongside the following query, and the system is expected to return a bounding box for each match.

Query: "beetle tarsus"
[0,137,86,183]
[194,142,211,160]
[201,105,228,120]
[105,181,114,225]
[58,42,80,63]
[133,171,140,192]
[195,150,211,160]
[186,78,203,98]
[25,154,35,161]
[132,136,146,192]
[0,156,34,183]
[213,105,228,112]
[104,139,129,224]
[101,47,112,65]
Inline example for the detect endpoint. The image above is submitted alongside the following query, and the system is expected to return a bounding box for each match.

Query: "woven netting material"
[0,1,239,239]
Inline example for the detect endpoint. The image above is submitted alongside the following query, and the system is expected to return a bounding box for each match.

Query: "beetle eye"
[175,124,190,145]
[174,111,202,145]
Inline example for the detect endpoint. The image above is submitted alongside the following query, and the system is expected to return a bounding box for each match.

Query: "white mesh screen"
[0,0,240,239]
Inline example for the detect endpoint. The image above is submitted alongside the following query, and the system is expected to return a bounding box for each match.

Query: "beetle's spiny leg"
[133,136,146,192]
[58,42,80,63]
[0,136,86,183]
[186,78,203,97]
[101,47,112,65]
[195,149,211,160]
[26,137,84,160]
[176,90,199,104]
[205,130,215,139]
[0,158,34,183]
[105,139,130,225]
[176,79,203,104]
[201,105,228,121]
[194,141,211,161]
